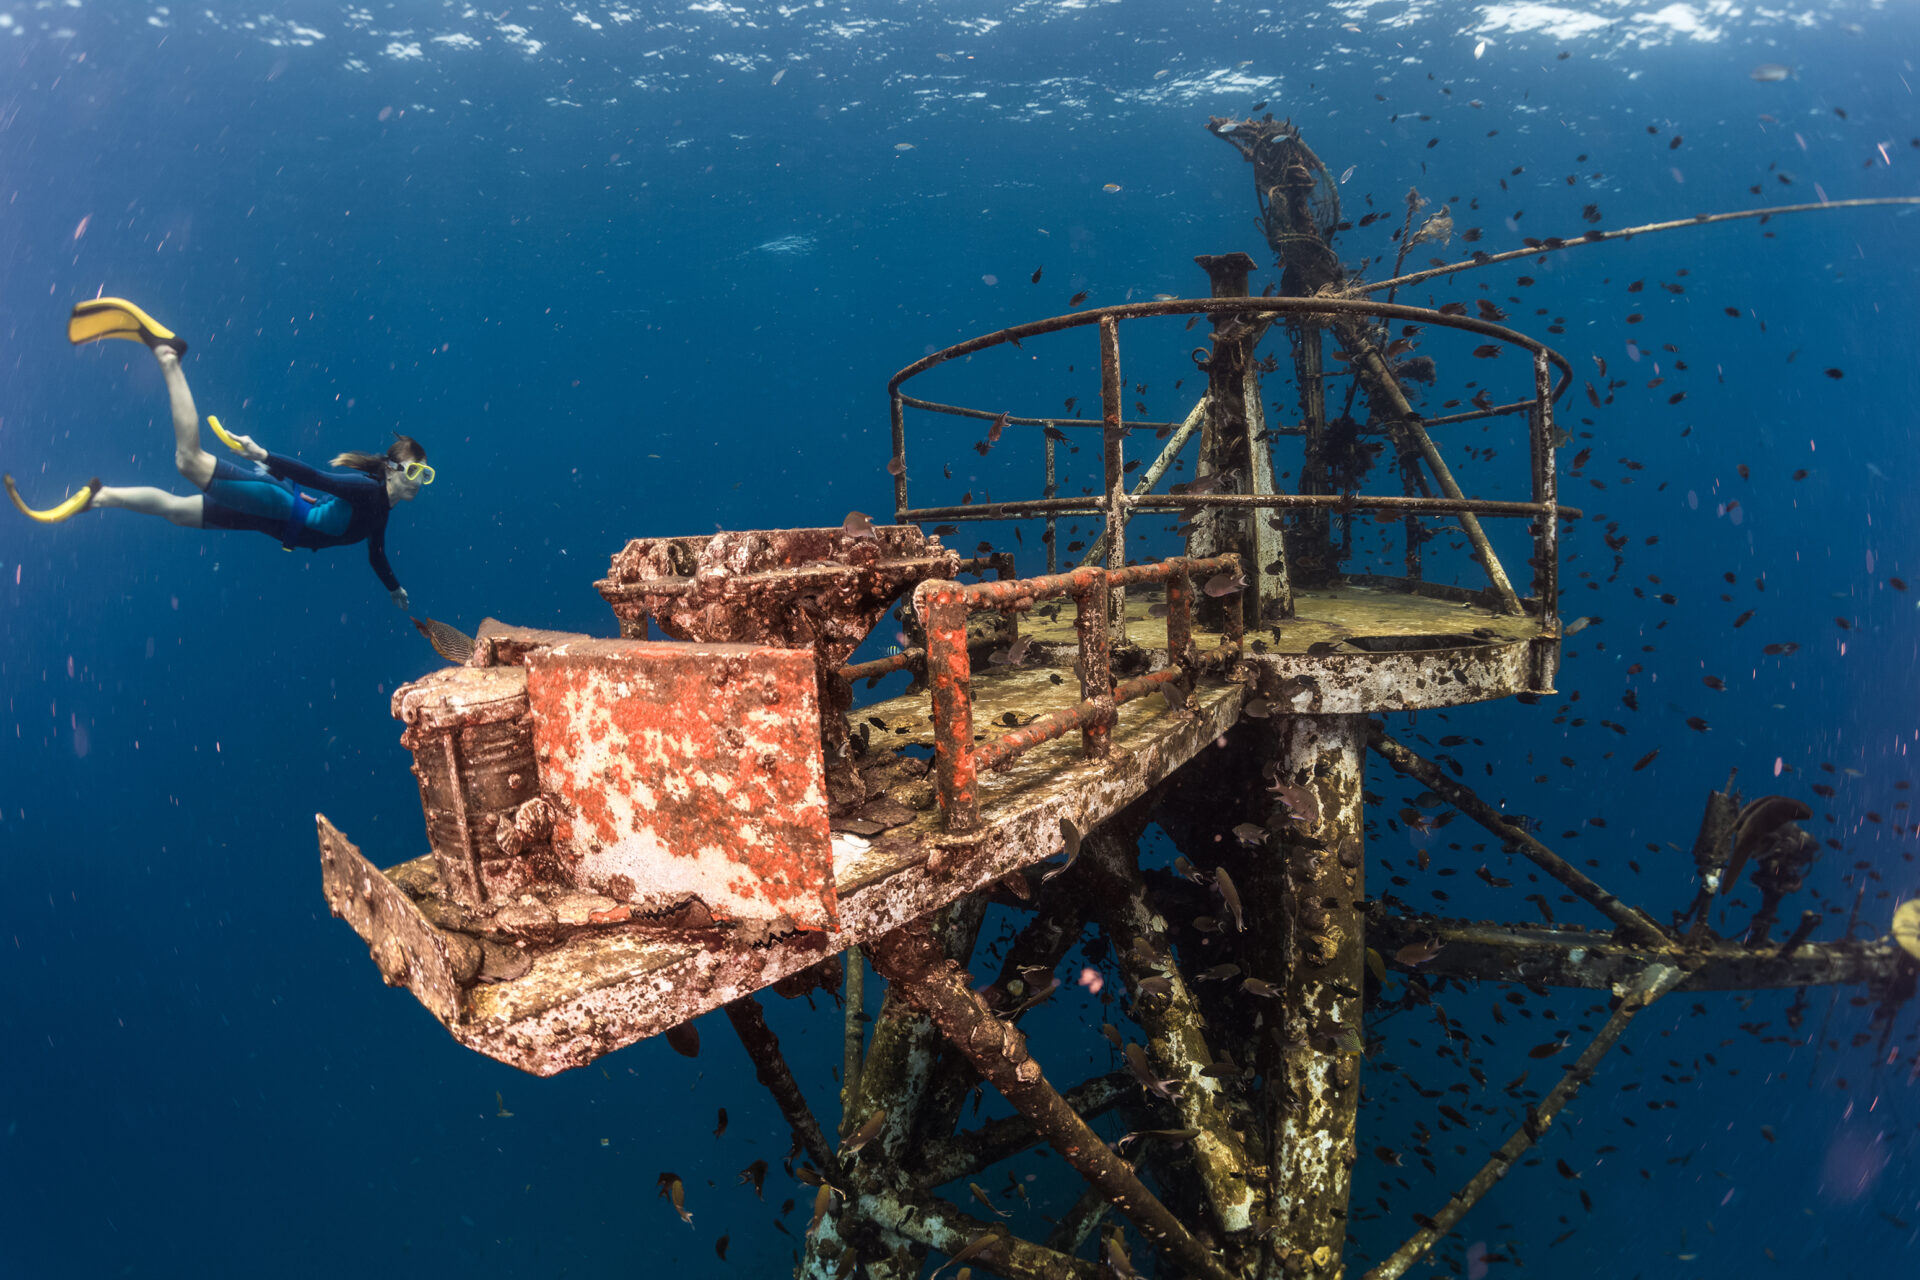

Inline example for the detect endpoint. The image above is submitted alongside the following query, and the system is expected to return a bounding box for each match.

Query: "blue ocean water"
[2,2,1917,1277]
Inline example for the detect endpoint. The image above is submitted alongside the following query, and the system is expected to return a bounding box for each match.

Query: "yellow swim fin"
[5,474,102,524]
[207,415,248,455]
[67,297,187,354]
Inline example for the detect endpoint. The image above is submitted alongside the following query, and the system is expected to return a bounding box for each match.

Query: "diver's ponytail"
[332,432,426,479]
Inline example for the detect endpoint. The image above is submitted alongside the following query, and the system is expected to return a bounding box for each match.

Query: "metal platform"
[318,572,1550,1076]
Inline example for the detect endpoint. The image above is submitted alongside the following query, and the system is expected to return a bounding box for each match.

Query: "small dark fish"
[1250,100,1268,112]
[986,411,1008,445]
[1702,675,1725,691]
[1135,975,1173,1000]
[713,1108,728,1138]
[658,1172,694,1226]
[1200,963,1241,981]
[1100,1022,1123,1048]
[1528,1038,1568,1059]
[1733,609,1755,627]
[1204,571,1246,598]
[1686,716,1710,732]
[1557,1157,1580,1179]
[886,455,906,477]
[1214,866,1246,932]
[1123,1042,1181,1099]
[665,1023,701,1058]
[1068,290,1089,307]
[842,1108,888,1157]
[969,1182,1011,1218]
[1762,642,1799,655]
[715,1235,729,1261]
[1632,749,1660,772]
[1030,265,1042,284]
[412,615,475,664]
[1241,976,1282,998]
[738,1159,768,1198]
[1042,816,1083,882]
[1232,821,1267,847]
[843,510,877,540]
[808,1181,839,1234]
[1563,616,1592,635]
[1826,367,1844,379]
[1243,698,1272,719]
[934,1230,1005,1277]
[1395,941,1445,966]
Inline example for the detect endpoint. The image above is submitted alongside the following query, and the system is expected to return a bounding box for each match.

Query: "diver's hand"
[235,434,268,462]
[391,587,410,610]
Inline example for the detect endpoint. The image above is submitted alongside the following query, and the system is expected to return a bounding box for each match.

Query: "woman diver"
[5,298,430,608]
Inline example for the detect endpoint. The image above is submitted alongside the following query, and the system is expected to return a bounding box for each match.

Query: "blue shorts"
[201,458,297,532]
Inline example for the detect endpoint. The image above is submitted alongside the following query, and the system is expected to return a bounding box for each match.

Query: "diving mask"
[396,461,435,485]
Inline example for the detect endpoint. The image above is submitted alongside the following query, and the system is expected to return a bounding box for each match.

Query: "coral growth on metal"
[596,525,958,668]
[525,637,837,932]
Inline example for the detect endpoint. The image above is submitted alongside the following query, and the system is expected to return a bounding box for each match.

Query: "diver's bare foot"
[153,343,180,369]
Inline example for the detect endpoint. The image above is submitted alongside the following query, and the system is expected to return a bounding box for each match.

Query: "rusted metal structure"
[316,118,1918,1279]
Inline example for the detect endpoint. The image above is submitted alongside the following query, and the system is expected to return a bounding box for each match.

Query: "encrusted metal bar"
[725,993,842,1182]
[1260,713,1367,1277]
[864,916,1236,1280]
[1099,316,1128,638]
[910,1071,1132,1189]
[1071,395,1209,572]
[903,492,1578,522]
[1365,916,1901,991]
[1074,569,1115,761]
[1081,827,1259,1239]
[851,1190,1103,1280]
[1245,363,1293,620]
[841,945,865,1137]
[1369,729,1671,948]
[1329,315,1523,614]
[1045,431,1059,575]
[1363,963,1687,1280]
[919,584,980,832]
[1530,349,1561,624]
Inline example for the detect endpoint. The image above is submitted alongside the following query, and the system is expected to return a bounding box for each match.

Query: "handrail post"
[917,582,979,832]
[1530,350,1560,626]
[1223,554,1246,646]
[1043,431,1059,575]
[1098,316,1127,643]
[1166,564,1195,706]
[1075,568,1115,760]
[889,391,908,521]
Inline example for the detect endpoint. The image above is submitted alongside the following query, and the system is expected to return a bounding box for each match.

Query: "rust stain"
[525,638,838,932]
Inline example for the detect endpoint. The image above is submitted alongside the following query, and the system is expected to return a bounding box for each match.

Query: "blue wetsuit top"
[200,452,400,593]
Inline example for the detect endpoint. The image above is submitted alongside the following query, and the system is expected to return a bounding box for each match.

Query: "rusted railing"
[913,553,1241,832]
[888,296,1579,624]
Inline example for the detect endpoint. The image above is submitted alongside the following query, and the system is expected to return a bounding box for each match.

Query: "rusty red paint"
[524,637,838,932]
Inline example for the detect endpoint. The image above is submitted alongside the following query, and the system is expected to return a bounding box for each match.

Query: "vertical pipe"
[1400,447,1424,582]
[1293,323,1331,580]
[1260,712,1367,1276]
[1531,351,1560,625]
[1243,364,1294,620]
[840,946,865,1137]
[1166,567,1193,672]
[1098,317,1127,641]
[889,392,909,521]
[922,586,979,831]
[1044,432,1059,575]
[1075,569,1113,760]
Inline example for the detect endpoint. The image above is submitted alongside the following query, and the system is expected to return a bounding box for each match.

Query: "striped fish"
[411,615,475,664]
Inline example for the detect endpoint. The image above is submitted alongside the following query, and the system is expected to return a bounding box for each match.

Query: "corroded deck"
[320,579,1554,1075]
[320,671,1247,1076]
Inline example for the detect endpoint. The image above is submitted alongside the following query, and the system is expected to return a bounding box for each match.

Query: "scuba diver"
[5,298,430,608]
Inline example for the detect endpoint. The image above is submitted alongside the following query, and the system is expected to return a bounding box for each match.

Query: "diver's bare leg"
[93,487,204,528]
[155,346,217,490]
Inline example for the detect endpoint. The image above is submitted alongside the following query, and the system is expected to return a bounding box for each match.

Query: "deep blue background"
[3,2,1917,1276]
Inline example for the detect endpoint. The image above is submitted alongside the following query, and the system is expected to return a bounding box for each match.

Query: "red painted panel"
[524,638,836,932]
